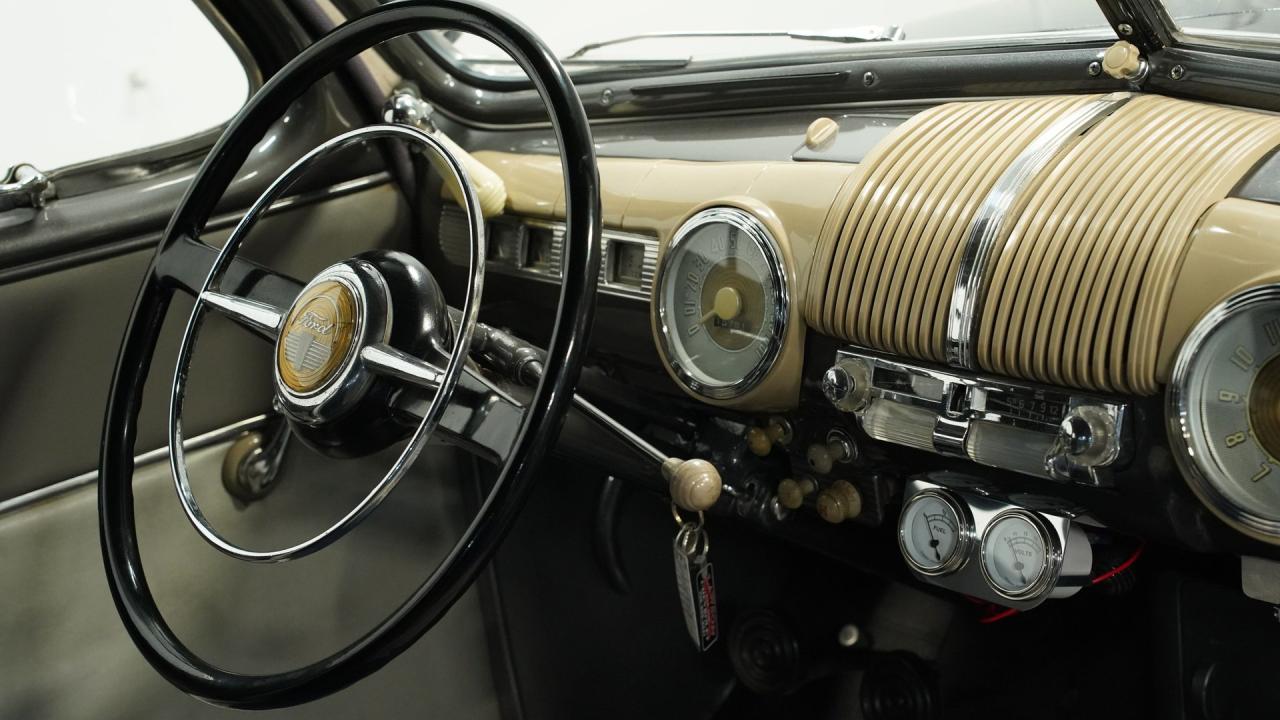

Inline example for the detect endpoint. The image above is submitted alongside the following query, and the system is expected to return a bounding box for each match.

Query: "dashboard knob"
[746,427,773,456]
[807,430,856,474]
[662,457,722,512]
[823,358,872,412]
[1101,40,1145,80]
[816,480,862,524]
[776,477,816,510]
[804,117,839,151]
[1057,405,1117,464]
[746,417,793,456]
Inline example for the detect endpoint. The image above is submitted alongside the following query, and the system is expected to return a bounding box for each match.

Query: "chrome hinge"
[0,163,55,212]
[384,85,438,133]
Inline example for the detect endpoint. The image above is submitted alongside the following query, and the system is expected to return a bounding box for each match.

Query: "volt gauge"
[980,510,1054,600]
[898,490,972,575]
[899,477,1093,610]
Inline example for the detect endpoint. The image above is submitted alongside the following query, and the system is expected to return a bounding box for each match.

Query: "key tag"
[672,505,719,651]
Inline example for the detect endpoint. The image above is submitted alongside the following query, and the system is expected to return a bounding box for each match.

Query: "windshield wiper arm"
[565,26,905,60]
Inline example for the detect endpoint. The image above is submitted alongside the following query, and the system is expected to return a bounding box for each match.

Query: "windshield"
[1163,0,1280,41]
[431,0,1111,77]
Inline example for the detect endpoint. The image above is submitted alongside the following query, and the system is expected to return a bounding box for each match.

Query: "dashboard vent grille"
[805,95,1097,363]
[977,95,1280,394]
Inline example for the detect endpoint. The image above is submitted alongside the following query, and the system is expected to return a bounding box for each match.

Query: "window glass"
[422,0,1109,78]
[1162,0,1280,42]
[0,0,250,172]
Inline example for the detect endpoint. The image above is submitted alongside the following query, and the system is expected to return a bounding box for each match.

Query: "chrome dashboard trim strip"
[440,206,658,301]
[0,414,270,518]
[944,91,1133,369]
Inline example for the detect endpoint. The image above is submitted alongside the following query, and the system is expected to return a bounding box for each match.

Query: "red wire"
[1090,540,1146,586]
[970,541,1147,625]
[979,607,1020,624]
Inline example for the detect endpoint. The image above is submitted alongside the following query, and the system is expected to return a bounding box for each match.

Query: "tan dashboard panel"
[628,160,857,410]
[977,95,1280,395]
[1159,198,1280,381]
[471,151,857,410]
[804,94,1097,363]
[472,151,660,226]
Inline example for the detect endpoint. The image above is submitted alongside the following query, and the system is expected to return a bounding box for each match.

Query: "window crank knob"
[662,458,723,512]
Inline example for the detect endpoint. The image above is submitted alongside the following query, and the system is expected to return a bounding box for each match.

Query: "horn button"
[277,280,359,394]
[273,261,392,425]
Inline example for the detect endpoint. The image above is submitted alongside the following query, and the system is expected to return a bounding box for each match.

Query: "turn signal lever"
[464,315,723,512]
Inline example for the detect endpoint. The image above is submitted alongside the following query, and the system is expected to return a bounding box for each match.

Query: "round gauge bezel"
[897,489,975,577]
[1168,283,1280,544]
[654,206,790,400]
[978,508,1057,601]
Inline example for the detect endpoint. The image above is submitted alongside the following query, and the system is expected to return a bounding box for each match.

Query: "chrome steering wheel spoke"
[168,123,487,564]
[360,342,443,389]
[201,290,286,340]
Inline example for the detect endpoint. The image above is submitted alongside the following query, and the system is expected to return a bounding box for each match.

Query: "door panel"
[0,437,500,719]
[0,183,404,500]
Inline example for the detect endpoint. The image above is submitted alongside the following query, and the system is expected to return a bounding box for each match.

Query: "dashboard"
[439,90,1280,610]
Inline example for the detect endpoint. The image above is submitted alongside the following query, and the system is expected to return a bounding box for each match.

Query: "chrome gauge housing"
[654,207,788,400]
[979,509,1055,600]
[898,489,974,576]
[1169,284,1280,544]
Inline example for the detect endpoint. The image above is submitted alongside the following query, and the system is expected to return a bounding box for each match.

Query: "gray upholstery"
[0,437,501,719]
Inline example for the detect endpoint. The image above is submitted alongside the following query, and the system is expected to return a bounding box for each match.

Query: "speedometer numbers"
[655,207,788,400]
[1170,284,1280,543]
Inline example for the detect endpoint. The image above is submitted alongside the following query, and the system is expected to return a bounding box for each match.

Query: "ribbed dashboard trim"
[806,93,1280,395]
[978,95,1280,394]
[806,94,1098,362]
[945,92,1133,368]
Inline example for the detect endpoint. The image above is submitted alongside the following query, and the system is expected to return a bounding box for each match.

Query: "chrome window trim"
[944,91,1133,369]
[0,414,270,518]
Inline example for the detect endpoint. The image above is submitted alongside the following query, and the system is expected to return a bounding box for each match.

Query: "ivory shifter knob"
[663,458,723,512]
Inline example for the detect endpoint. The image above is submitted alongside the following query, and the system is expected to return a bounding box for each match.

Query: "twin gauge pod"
[898,475,1094,608]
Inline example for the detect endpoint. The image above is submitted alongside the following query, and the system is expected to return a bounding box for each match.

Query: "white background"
[0,0,1108,173]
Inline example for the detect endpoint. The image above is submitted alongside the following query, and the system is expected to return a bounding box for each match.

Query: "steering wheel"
[98,0,599,709]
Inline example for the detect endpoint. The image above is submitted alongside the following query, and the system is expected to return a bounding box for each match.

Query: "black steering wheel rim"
[97,0,600,709]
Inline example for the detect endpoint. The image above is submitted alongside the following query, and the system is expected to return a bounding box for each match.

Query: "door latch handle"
[0,163,55,212]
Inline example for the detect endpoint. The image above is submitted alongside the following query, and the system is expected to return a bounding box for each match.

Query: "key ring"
[674,514,710,558]
[671,503,705,528]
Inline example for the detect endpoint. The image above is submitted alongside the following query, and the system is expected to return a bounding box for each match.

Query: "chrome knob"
[823,358,872,412]
[822,365,851,403]
[1046,404,1120,484]
[1059,414,1094,456]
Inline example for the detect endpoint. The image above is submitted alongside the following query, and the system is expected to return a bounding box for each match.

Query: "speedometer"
[654,207,788,400]
[1170,284,1280,543]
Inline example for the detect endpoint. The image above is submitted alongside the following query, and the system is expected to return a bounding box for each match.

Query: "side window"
[1,0,251,172]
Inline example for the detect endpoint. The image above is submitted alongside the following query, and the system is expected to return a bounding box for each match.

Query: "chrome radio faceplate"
[822,348,1129,485]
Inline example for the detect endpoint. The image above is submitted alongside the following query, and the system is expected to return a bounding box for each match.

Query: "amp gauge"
[898,490,972,575]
